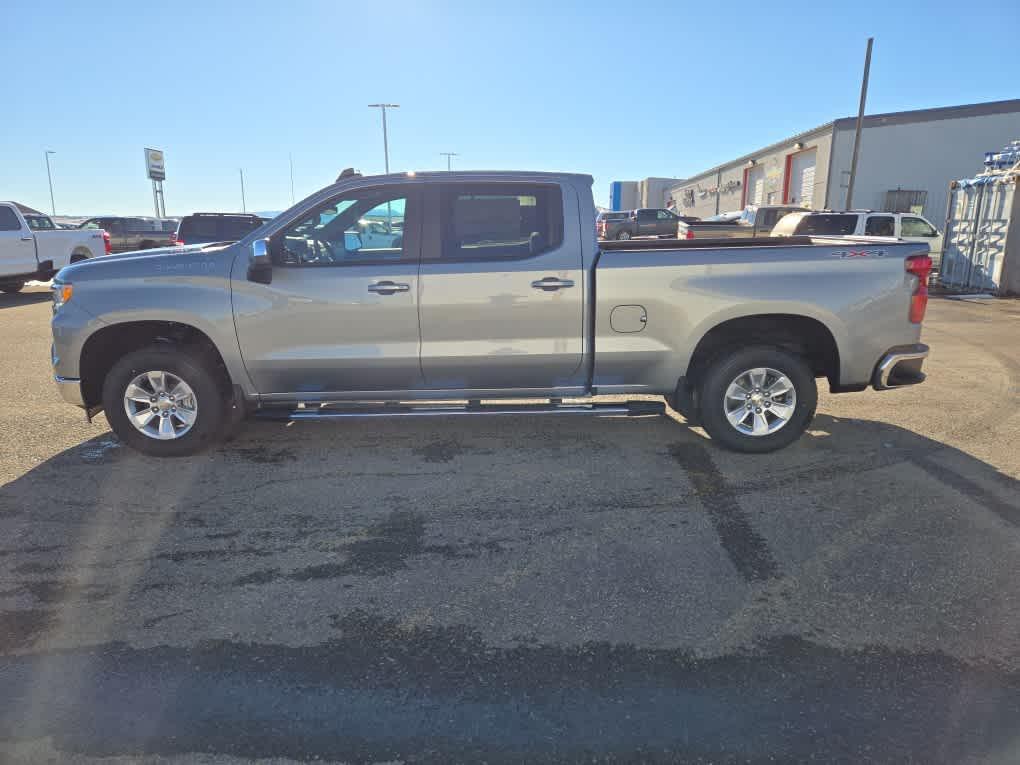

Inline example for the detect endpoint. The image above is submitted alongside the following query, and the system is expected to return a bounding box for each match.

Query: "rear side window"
[438,184,563,260]
[865,216,895,236]
[794,214,858,236]
[0,206,21,231]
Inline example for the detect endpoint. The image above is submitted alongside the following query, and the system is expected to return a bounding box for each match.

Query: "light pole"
[289,153,295,205]
[44,150,56,216]
[440,152,459,171]
[846,37,873,210]
[368,103,399,173]
[239,168,246,213]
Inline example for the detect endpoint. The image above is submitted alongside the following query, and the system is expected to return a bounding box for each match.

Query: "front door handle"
[20,235,33,241]
[367,280,410,295]
[531,277,575,292]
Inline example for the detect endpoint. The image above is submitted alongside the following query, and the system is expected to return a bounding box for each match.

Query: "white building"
[669,99,1020,225]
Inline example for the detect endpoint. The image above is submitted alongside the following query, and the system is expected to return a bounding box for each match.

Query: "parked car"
[171,213,266,246]
[51,171,931,457]
[600,208,699,240]
[676,205,808,240]
[771,210,944,267]
[595,210,630,235]
[0,203,108,293]
[78,216,174,253]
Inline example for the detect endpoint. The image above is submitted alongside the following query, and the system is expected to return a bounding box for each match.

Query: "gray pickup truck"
[50,171,931,457]
[677,205,807,240]
[78,217,176,253]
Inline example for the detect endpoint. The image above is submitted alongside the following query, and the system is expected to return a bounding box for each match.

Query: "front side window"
[438,184,562,260]
[637,210,656,222]
[901,217,937,237]
[865,216,895,236]
[794,214,859,236]
[277,191,409,266]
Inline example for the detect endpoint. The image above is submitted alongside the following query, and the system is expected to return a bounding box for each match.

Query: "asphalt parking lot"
[1,286,1019,763]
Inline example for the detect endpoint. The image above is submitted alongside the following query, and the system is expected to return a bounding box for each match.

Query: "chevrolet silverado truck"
[50,171,931,457]
[676,204,807,240]
[0,203,108,293]
[78,217,176,253]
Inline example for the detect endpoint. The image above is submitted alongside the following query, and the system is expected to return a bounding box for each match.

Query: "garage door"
[788,149,817,207]
[746,165,765,206]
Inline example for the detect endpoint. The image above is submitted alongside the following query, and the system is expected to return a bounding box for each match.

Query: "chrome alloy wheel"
[123,370,198,440]
[723,367,796,437]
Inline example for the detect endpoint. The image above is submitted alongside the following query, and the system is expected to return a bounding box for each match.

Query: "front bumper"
[54,375,85,407]
[872,344,929,390]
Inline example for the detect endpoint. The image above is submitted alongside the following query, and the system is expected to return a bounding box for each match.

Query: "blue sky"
[2,0,1018,215]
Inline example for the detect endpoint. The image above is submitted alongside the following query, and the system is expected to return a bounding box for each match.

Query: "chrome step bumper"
[873,344,929,390]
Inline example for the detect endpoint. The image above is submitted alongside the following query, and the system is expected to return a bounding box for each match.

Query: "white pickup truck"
[0,203,108,293]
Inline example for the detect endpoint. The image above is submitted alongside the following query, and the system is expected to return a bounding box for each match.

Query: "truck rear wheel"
[697,345,817,453]
[616,230,632,241]
[101,345,226,457]
[0,282,25,294]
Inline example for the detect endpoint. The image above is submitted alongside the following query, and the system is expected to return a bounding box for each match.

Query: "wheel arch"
[79,320,233,411]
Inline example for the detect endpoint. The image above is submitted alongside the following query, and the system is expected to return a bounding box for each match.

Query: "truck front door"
[417,182,585,391]
[231,186,424,395]
[0,205,37,279]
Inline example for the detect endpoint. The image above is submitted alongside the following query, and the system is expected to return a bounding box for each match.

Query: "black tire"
[102,344,226,457]
[0,282,25,294]
[697,345,817,453]
[392,236,403,248]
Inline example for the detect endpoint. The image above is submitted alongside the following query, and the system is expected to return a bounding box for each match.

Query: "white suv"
[772,211,943,267]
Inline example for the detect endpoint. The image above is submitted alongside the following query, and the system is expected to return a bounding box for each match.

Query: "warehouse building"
[669,99,1020,224]
[609,177,684,211]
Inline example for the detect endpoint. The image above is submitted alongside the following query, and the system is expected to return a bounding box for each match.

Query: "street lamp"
[44,150,56,216]
[440,152,459,171]
[367,103,399,173]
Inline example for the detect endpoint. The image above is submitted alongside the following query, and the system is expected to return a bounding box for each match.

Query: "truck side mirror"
[248,238,272,284]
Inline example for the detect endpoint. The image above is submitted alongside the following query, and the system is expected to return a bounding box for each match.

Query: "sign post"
[144,148,167,219]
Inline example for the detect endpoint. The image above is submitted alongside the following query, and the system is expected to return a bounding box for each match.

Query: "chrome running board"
[255,400,665,420]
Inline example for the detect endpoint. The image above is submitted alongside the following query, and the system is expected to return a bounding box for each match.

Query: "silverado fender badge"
[831,249,886,258]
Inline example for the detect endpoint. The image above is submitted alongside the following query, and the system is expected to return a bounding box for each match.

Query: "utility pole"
[368,103,399,173]
[239,169,246,213]
[440,152,459,171]
[845,37,873,211]
[44,150,56,216]
[289,153,295,205]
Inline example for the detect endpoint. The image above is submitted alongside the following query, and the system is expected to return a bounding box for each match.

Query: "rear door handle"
[367,280,410,295]
[531,277,575,292]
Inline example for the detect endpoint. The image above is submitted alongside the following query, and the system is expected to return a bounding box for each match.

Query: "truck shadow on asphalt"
[0,290,51,310]
[0,412,1018,762]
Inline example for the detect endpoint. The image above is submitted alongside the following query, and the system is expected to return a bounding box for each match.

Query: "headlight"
[52,281,73,311]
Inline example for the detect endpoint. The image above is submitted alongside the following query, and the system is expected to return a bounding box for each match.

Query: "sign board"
[145,148,166,181]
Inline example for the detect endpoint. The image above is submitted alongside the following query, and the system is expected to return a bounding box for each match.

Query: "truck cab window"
[865,216,895,236]
[276,192,408,266]
[0,207,21,231]
[438,184,562,260]
[901,217,937,237]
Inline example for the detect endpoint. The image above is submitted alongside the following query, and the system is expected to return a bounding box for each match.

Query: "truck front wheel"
[101,345,226,457]
[697,345,817,453]
[0,282,25,294]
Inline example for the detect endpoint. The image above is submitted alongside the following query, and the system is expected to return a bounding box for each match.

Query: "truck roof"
[331,170,594,185]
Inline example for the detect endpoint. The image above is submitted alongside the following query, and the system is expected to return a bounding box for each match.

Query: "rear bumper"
[54,375,85,407]
[872,344,929,390]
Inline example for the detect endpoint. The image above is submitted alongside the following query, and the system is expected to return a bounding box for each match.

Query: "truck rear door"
[417,182,585,390]
[0,205,38,278]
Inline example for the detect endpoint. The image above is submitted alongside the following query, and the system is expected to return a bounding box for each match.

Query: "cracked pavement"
[1,288,1019,763]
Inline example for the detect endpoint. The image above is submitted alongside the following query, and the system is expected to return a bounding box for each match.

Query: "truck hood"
[56,242,237,283]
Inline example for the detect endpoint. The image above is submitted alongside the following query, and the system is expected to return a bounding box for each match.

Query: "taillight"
[102,230,111,255]
[171,233,181,246]
[906,254,932,323]
[684,228,695,240]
